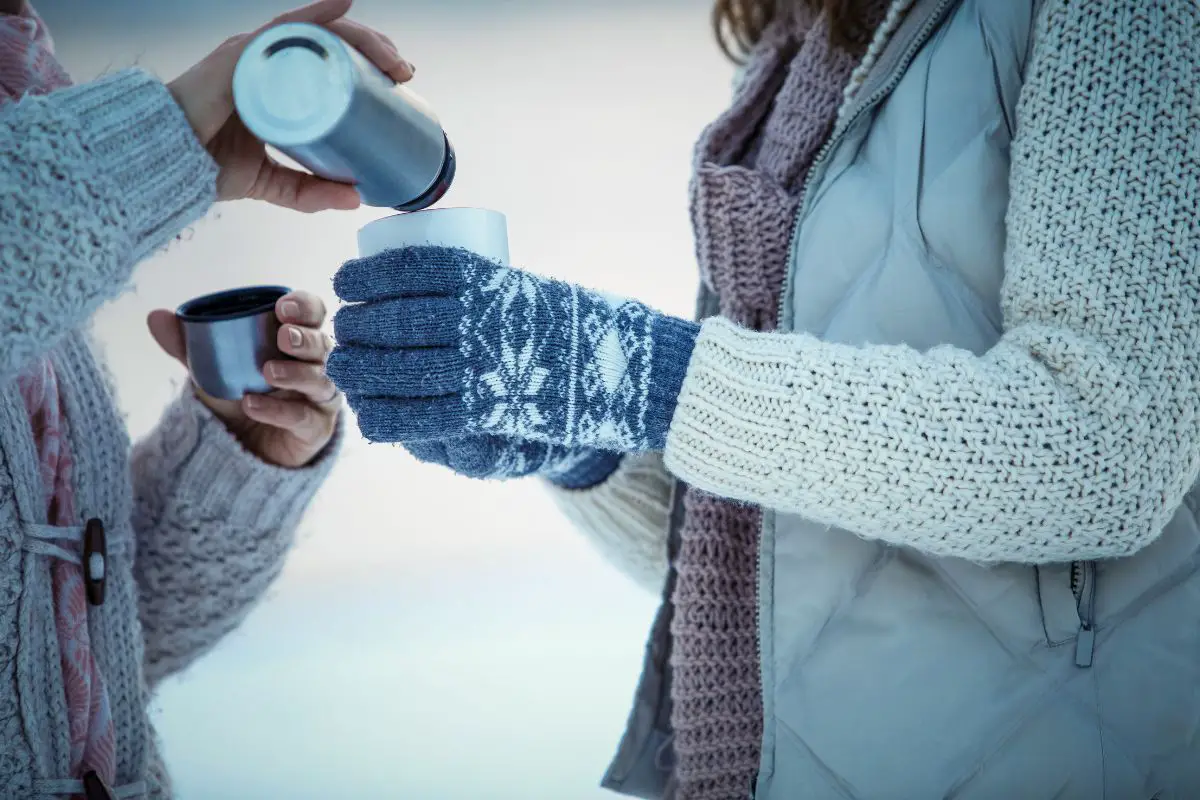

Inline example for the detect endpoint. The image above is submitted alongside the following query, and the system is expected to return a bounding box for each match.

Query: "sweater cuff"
[645,315,701,450]
[52,69,218,262]
[544,451,673,594]
[663,317,794,501]
[154,389,341,532]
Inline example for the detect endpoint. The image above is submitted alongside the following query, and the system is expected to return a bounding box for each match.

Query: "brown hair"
[712,0,876,60]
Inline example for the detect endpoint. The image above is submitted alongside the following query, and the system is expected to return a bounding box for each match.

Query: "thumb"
[147,310,188,365]
[253,158,361,212]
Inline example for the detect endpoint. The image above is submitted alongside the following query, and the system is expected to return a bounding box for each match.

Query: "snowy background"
[35,0,731,797]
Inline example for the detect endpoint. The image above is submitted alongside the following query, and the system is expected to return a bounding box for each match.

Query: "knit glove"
[327,246,700,452]
[403,434,623,488]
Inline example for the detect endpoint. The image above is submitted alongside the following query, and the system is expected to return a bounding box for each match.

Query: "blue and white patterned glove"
[327,246,700,452]
[403,434,622,488]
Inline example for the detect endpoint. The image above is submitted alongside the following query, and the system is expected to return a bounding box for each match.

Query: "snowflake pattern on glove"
[328,246,699,453]
[459,257,657,450]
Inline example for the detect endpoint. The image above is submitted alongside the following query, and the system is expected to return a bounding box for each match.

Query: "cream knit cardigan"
[551,0,1200,578]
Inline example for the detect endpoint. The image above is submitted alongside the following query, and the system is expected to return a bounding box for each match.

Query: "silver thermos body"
[232,22,455,211]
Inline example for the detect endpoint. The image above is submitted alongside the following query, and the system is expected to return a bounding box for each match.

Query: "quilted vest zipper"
[753,3,958,795]
[763,0,956,669]
[775,0,956,331]
[1070,560,1098,667]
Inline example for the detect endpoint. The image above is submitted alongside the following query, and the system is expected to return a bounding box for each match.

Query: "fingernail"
[244,395,262,409]
[281,300,300,320]
[269,362,287,379]
[288,327,303,348]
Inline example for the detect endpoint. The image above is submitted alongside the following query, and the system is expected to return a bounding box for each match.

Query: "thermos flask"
[232,22,455,210]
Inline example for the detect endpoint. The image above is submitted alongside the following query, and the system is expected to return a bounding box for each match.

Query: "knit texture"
[545,451,674,593]
[131,391,341,687]
[1,6,118,789]
[0,68,214,382]
[0,46,336,797]
[19,358,118,788]
[670,5,885,798]
[403,433,622,488]
[329,246,701,452]
[664,0,1200,564]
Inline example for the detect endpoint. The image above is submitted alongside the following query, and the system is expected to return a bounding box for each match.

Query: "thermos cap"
[233,23,357,147]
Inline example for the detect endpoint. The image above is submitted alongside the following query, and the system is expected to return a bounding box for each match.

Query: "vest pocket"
[1035,563,1081,646]
[1035,561,1096,667]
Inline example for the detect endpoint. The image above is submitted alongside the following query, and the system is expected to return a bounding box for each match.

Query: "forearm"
[131,390,339,686]
[0,69,216,380]
[545,451,672,593]
[665,0,1200,563]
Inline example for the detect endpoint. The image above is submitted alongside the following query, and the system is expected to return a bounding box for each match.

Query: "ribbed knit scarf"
[669,4,886,796]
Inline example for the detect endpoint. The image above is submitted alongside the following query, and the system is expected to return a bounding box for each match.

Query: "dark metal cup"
[176,285,292,401]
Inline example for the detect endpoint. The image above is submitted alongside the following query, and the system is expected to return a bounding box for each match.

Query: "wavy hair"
[712,0,877,60]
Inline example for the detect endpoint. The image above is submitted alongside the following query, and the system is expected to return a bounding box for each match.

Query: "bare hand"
[167,0,414,212]
[148,291,341,468]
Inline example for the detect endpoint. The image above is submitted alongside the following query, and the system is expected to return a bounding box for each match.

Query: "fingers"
[270,290,338,402]
[277,290,328,329]
[278,323,334,363]
[344,394,466,442]
[243,393,337,445]
[263,360,340,404]
[325,18,414,82]
[333,246,486,302]
[251,159,361,213]
[146,309,188,365]
[333,296,462,347]
[440,435,519,479]
[403,436,505,479]
[265,0,413,83]
[270,0,353,26]
[325,345,464,396]
[404,439,450,466]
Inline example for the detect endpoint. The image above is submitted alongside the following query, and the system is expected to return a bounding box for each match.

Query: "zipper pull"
[1073,561,1097,668]
[1074,625,1095,668]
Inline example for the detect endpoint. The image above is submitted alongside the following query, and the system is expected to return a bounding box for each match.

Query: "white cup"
[356,207,510,265]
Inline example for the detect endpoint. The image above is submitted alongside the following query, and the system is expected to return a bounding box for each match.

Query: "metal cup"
[176,285,292,401]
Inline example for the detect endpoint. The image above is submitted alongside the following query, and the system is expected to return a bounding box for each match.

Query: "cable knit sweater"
[0,65,338,798]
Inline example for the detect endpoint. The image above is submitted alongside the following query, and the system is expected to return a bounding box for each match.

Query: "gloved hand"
[402,434,622,488]
[327,246,700,452]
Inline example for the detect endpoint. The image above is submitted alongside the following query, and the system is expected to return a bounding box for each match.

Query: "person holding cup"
[0,0,404,796]
[326,0,1200,798]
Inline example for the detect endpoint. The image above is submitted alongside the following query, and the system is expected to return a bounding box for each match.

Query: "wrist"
[644,314,701,450]
[164,74,212,149]
[543,450,624,490]
[53,70,218,260]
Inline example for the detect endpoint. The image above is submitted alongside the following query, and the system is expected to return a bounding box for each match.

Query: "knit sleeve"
[544,451,673,594]
[130,390,340,687]
[0,68,216,382]
[663,0,1200,564]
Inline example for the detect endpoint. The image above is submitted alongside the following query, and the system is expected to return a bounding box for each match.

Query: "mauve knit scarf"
[670,4,886,797]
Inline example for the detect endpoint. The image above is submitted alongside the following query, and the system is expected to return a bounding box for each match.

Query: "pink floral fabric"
[19,360,118,785]
[3,4,118,788]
